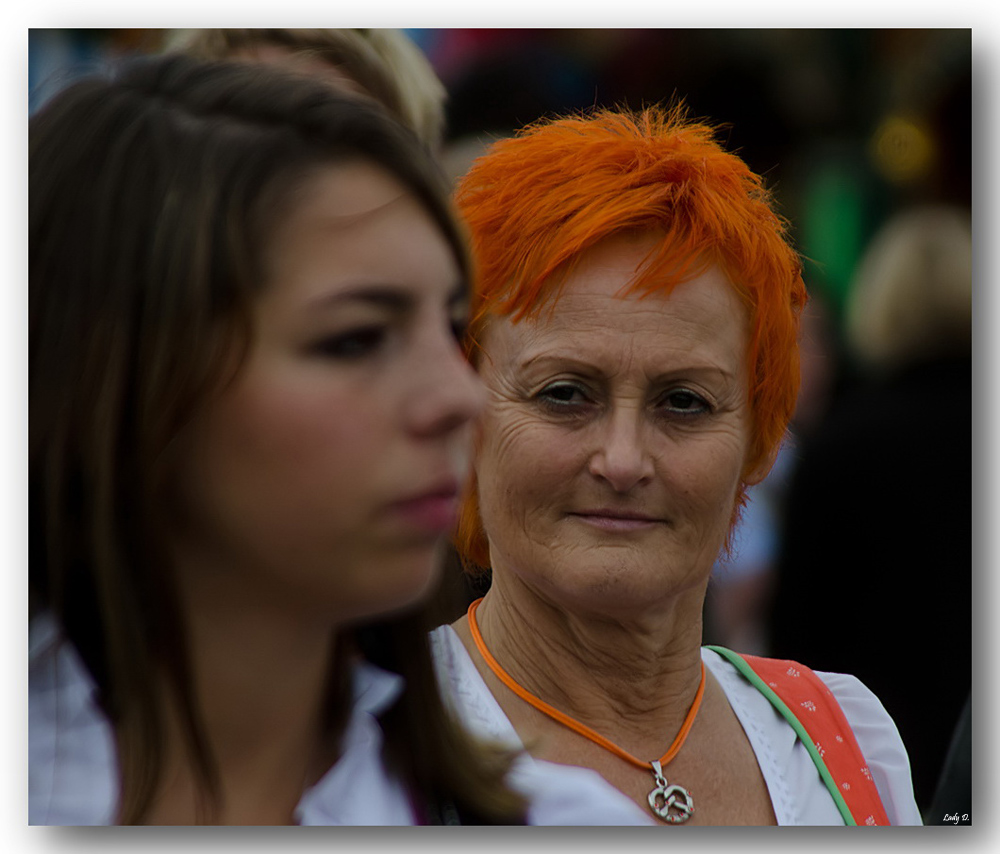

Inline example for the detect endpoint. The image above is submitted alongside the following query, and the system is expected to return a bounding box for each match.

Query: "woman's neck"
[455,575,707,758]
[149,559,342,825]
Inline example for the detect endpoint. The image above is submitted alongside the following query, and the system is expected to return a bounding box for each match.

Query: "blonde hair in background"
[846,206,972,372]
[359,28,447,149]
[164,28,447,150]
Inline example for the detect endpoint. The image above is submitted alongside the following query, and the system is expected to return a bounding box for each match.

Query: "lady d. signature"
[943,812,970,824]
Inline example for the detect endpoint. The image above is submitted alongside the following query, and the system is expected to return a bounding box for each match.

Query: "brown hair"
[164,28,447,150]
[453,105,807,571]
[30,53,522,824]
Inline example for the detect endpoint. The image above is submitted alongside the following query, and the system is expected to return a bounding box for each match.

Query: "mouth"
[568,508,666,532]
[387,479,462,533]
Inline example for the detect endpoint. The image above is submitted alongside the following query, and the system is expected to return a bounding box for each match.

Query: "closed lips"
[573,509,663,522]
[388,480,461,532]
[569,509,666,530]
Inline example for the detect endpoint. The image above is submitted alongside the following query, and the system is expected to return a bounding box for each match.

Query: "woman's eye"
[311,326,386,360]
[660,389,710,415]
[538,381,590,407]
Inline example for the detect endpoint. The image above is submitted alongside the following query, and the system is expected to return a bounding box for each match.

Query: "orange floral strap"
[707,646,891,826]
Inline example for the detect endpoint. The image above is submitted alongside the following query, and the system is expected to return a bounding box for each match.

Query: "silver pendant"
[647,759,694,824]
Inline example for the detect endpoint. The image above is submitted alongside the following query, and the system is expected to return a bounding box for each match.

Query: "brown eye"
[661,389,710,415]
[312,326,386,360]
[537,381,592,410]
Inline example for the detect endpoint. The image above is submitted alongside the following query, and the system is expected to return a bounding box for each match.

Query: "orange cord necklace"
[467,597,704,823]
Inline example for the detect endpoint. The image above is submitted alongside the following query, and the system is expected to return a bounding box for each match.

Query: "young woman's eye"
[311,326,386,360]
[660,389,711,415]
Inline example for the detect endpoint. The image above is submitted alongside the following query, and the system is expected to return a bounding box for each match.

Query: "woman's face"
[474,231,754,617]
[169,161,484,624]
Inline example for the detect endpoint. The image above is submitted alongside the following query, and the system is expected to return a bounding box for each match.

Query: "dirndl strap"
[706,645,891,826]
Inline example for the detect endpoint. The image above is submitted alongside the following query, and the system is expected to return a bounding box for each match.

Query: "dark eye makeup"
[310,326,386,360]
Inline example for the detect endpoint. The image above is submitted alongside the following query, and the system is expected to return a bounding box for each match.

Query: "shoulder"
[811,668,923,825]
[29,614,119,825]
[297,659,417,825]
[703,647,921,825]
[429,623,524,746]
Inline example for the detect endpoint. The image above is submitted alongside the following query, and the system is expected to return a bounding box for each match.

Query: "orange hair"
[454,105,807,571]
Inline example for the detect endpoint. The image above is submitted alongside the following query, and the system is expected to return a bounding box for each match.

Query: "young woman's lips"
[570,510,664,532]
[388,483,461,533]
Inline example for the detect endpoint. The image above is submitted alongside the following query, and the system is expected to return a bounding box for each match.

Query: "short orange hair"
[453,105,807,572]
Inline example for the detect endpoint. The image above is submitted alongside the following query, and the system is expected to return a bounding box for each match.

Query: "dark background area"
[29,27,972,315]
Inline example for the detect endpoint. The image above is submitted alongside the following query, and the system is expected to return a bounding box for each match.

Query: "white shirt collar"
[29,615,415,825]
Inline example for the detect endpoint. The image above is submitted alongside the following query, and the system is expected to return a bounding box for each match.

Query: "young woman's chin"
[335,539,447,626]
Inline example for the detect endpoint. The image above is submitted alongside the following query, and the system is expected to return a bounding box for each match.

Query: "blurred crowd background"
[28,27,973,818]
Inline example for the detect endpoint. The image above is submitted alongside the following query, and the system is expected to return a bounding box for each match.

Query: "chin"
[533,560,704,615]
[344,545,445,625]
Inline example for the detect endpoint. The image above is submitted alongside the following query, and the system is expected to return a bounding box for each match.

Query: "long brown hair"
[29,53,523,825]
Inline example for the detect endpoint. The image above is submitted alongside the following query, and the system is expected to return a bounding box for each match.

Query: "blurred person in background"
[704,294,837,654]
[768,205,972,819]
[29,54,643,826]
[430,106,922,825]
[164,28,447,153]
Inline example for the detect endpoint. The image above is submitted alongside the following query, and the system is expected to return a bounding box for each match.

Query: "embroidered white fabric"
[429,624,923,826]
[428,621,654,825]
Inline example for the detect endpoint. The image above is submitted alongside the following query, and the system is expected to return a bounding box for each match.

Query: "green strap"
[705,645,856,826]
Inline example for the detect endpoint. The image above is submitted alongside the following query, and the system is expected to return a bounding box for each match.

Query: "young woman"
[28,55,643,826]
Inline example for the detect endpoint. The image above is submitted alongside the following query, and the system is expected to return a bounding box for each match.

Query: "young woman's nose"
[404,328,486,438]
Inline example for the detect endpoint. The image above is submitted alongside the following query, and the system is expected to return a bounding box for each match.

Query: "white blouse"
[429,624,923,826]
[28,614,650,826]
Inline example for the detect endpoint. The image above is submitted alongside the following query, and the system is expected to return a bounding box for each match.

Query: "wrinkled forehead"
[474,231,747,354]
[477,255,750,381]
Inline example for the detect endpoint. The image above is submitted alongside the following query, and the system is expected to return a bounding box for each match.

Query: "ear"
[743,440,782,487]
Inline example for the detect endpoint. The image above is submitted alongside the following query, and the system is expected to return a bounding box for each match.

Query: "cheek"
[233,378,370,462]
[222,381,366,485]
[475,404,581,528]
[183,370,388,537]
[664,430,748,521]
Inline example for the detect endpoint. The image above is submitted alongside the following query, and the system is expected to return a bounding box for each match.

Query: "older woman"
[430,107,922,825]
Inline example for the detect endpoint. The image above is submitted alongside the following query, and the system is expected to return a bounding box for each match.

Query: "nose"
[588,404,655,493]
[404,329,486,439]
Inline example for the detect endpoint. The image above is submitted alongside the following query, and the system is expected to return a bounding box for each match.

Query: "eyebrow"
[308,281,468,312]
[519,353,737,383]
